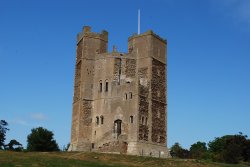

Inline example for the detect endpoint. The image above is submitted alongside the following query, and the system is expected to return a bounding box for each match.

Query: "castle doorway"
[114,119,122,136]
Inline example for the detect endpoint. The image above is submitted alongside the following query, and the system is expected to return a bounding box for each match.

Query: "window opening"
[99,80,102,92]
[114,119,122,137]
[105,80,108,92]
[130,116,133,123]
[129,92,132,99]
[100,116,104,124]
[96,116,99,125]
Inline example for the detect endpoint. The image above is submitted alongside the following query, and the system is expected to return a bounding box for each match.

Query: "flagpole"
[138,9,140,35]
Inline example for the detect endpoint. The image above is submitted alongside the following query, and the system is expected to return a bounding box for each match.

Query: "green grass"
[0,151,249,167]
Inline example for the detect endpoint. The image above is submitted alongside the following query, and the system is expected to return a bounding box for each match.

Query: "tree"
[63,143,70,151]
[208,133,250,164]
[170,142,190,158]
[27,127,59,152]
[6,139,23,151]
[0,120,9,150]
[190,141,207,159]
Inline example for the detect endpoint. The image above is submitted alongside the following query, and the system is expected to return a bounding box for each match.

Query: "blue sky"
[0,0,250,149]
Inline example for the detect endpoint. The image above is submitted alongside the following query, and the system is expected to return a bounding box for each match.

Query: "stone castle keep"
[69,26,169,158]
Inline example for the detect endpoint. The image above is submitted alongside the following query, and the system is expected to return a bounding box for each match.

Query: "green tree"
[170,142,190,158]
[6,139,23,151]
[0,120,9,149]
[242,139,250,161]
[208,133,250,164]
[27,127,59,152]
[190,141,207,159]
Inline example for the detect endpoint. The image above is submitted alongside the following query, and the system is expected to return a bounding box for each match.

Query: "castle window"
[105,80,108,92]
[145,117,148,125]
[141,116,144,125]
[129,92,132,99]
[96,116,99,125]
[100,115,104,124]
[99,80,102,92]
[125,93,127,100]
[130,116,133,123]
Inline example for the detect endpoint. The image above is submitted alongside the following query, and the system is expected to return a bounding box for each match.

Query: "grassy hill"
[0,151,249,167]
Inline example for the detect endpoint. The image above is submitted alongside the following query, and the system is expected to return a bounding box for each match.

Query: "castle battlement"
[77,26,108,44]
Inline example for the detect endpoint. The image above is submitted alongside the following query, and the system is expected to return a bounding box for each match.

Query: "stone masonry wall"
[113,58,121,82]
[138,67,149,141]
[151,58,166,144]
[73,61,81,102]
[125,59,136,77]
[138,67,149,97]
[77,40,82,61]
[138,96,149,141]
[151,59,166,102]
[151,100,166,143]
[81,100,92,126]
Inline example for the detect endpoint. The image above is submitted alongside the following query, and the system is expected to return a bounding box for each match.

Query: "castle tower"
[69,26,169,158]
[70,26,108,151]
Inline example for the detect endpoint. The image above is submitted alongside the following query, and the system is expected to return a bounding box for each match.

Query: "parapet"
[77,26,108,44]
[128,30,167,44]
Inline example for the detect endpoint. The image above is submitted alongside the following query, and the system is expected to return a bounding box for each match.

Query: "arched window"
[105,80,108,92]
[99,80,102,92]
[130,116,133,123]
[100,115,104,124]
[96,116,99,125]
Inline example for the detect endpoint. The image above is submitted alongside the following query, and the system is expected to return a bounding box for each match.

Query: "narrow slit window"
[100,116,104,124]
[99,80,102,92]
[105,80,108,92]
[129,92,132,99]
[145,117,148,125]
[142,116,144,125]
[96,116,99,125]
[130,116,133,123]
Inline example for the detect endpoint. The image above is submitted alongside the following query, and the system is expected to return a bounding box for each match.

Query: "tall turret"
[70,26,108,151]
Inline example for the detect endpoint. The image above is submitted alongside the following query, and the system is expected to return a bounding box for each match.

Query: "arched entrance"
[114,119,122,137]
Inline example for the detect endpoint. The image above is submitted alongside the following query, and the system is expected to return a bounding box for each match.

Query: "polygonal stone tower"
[69,26,169,158]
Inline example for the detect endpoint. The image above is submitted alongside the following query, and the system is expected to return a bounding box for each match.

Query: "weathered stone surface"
[69,26,169,158]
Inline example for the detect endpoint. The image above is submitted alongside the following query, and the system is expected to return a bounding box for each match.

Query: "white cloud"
[30,113,47,121]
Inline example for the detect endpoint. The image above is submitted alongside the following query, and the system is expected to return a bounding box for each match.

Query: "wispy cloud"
[30,113,47,121]
[213,0,250,25]
[10,119,30,126]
